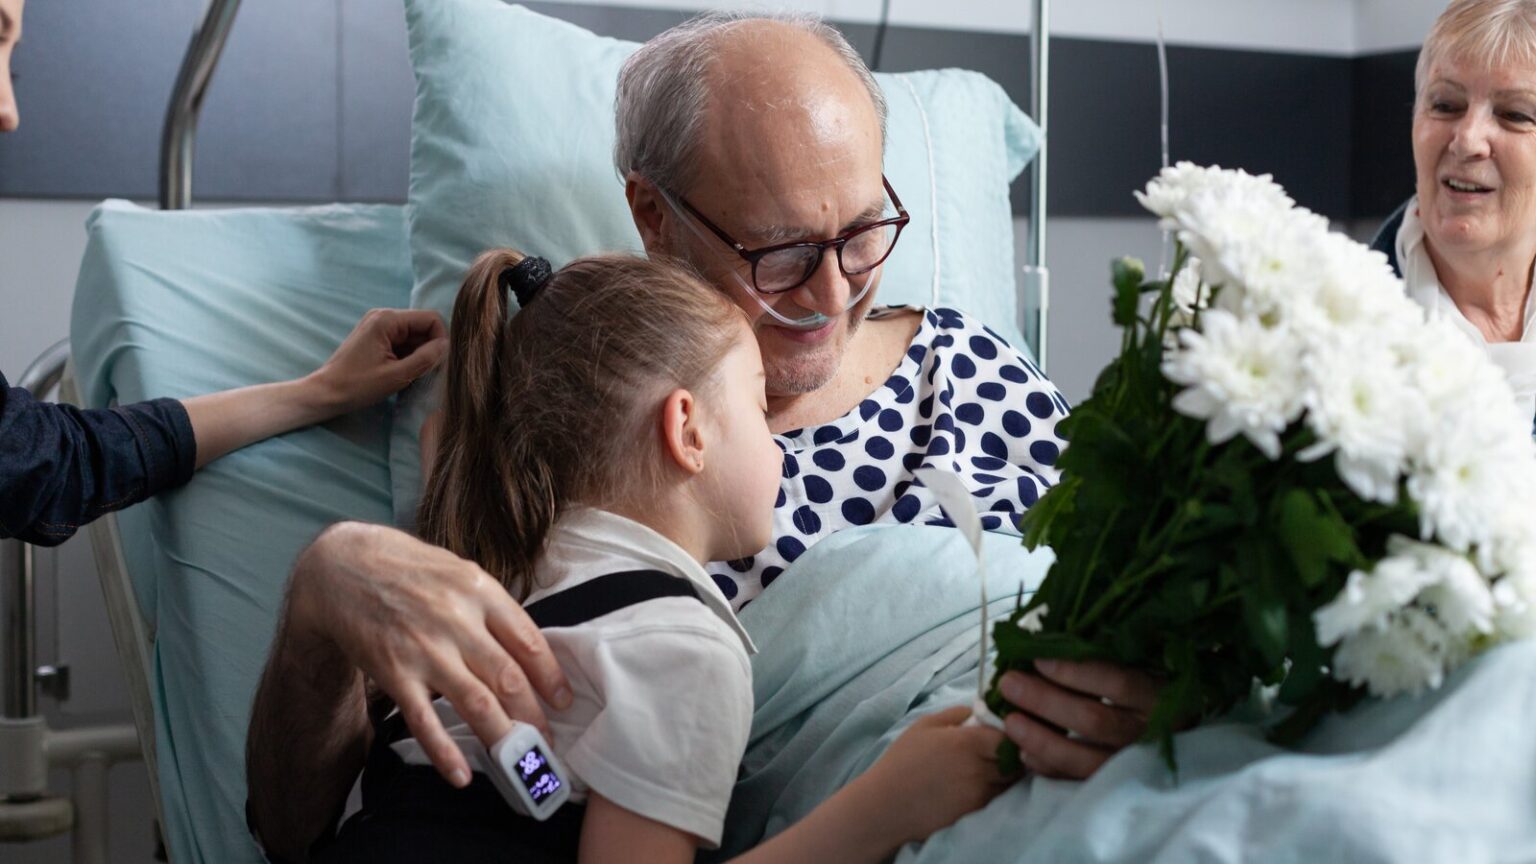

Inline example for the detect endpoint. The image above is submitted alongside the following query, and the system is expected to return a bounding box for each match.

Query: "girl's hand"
[860,705,1017,846]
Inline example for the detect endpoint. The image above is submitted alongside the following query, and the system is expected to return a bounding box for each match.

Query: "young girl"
[321,250,1011,863]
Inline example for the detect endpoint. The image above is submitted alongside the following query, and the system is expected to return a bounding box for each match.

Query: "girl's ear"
[660,388,706,475]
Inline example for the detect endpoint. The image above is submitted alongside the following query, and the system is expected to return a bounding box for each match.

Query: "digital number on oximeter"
[518,746,563,803]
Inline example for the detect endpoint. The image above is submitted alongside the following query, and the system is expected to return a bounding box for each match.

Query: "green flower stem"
[1068,507,1123,628]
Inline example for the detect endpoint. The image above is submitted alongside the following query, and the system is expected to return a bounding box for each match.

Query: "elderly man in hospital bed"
[245,13,1159,857]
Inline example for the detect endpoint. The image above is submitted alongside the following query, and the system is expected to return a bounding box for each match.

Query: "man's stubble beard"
[762,312,864,396]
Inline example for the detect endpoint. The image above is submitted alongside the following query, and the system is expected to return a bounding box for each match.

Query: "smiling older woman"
[1375,0,1536,424]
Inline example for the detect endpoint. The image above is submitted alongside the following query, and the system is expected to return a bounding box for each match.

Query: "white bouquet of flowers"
[987,163,1536,770]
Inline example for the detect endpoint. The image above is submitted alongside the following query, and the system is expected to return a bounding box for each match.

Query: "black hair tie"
[500,256,553,307]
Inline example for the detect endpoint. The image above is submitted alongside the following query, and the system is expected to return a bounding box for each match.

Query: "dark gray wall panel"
[0,0,203,197]
[193,0,339,200]
[340,0,414,201]
[0,1,1421,221]
[1353,49,1418,222]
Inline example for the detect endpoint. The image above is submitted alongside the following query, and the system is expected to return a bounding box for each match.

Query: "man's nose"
[793,250,852,317]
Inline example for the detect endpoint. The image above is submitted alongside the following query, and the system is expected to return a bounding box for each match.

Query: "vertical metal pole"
[1022,0,1050,371]
[0,536,36,720]
[1,340,70,722]
[159,0,243,210]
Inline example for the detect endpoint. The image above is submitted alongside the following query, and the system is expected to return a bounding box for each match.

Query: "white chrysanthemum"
[1294,232,1421,338]
[1314,551,1436,647]
[1407,407,1523,553]
[1297,340,1417,504]
[1162,309,1305,459]
[1135,162,1292,224]
[1493,568,1536,639]
[1170,256,1207,317]
[1329,607,1450,697]
[1165,256,1208,347]
[1192,206,1329,322]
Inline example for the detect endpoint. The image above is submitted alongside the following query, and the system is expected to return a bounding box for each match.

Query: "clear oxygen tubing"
[1156,0,1174,278]
[658,189,881,330]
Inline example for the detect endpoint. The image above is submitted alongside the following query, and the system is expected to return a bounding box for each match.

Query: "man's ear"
[659,388,706,475]
[626,172,670,256]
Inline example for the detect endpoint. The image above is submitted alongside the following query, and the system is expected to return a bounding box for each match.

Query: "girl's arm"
[578,706,1013,864]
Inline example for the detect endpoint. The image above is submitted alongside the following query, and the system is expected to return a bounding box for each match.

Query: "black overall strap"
[307,569,706,864]
[523,568,702,628]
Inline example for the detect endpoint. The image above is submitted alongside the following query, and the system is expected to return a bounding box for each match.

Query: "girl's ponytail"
[418,249,562,598]
[421,250,744,600]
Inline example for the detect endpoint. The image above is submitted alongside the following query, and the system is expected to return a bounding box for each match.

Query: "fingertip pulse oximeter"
[486,722,571,821]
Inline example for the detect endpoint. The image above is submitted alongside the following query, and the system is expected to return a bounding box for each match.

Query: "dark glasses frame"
[671,176,911,295]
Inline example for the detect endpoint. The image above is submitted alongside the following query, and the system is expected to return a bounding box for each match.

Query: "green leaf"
[1237,535,1289,667]
[1112,257,1146,326]
[1276,489,1362,587]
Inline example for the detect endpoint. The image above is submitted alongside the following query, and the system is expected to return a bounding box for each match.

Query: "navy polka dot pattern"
[707,307,1069,609]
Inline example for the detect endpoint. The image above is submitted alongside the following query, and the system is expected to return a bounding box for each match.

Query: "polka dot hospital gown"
[708,306,1071,610]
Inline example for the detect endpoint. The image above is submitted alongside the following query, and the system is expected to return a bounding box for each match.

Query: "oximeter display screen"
[517,745,562,804]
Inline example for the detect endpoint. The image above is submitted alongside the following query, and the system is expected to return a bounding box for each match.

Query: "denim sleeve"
[0,371,197,547]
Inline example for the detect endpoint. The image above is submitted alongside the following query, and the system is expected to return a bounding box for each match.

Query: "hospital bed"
[0,2,1051,862]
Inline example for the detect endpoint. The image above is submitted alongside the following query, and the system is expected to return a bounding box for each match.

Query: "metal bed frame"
[0,1,1050,860]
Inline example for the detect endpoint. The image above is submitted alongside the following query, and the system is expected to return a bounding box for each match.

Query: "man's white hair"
[1417,0,1536,95]
[613,11,888,195]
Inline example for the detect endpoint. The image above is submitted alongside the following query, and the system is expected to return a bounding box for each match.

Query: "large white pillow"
[392,0,1041,523]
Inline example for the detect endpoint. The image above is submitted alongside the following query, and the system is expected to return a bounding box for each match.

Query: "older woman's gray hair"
[613,12,888,195]
[1417,0,1536,94]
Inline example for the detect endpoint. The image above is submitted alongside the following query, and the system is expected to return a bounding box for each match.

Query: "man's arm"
[246,583,371,861]
[245,522,573,859]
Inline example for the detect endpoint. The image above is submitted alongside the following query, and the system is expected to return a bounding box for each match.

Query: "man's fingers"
[393,684,473,788]
[434,662,516,753]
[486,600,573,711]
[461,629,554,737]
[1036,659,1160,713]
[998,671,1145,748]
[1004,711,1113,780]
[912,704,973,728]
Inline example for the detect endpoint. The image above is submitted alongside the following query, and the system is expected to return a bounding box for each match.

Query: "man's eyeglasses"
[670,176,910,296]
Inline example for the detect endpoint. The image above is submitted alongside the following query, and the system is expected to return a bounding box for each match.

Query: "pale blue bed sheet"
[723,524,1536,864]
[69,200,413,864]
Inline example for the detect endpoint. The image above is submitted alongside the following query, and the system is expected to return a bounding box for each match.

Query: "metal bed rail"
[1022,0,1051,372]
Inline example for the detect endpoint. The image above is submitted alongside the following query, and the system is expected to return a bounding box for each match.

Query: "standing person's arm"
[246,522,573,862]
[0,309,446,546]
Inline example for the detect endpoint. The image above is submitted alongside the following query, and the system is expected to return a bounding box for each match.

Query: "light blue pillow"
[392,0,1040,522]
[70,200,413,864]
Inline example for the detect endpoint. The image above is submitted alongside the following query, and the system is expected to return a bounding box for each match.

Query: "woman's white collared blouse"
[1397,198,1536,421]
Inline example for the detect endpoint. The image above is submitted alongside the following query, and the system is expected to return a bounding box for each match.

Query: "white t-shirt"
[386,508,756,848]
[1397,199,1536,421]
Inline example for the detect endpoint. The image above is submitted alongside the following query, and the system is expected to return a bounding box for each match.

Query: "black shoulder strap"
[523,568,704,629]
[1369,197,1410,279]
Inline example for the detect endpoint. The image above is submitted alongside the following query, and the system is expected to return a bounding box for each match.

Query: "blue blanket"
[724,524,1536,862]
